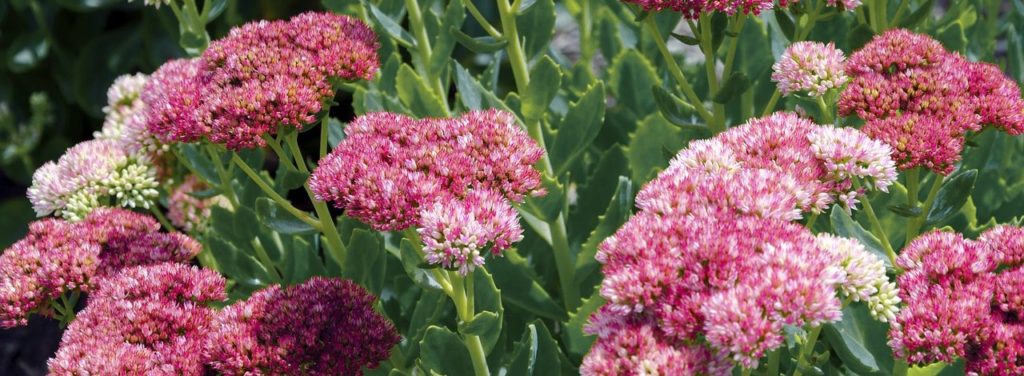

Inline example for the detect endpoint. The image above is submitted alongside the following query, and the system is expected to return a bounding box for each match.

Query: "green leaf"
[451,28,508,53]
[419,326,475,376]
[488,251,567,321]
[775,10,796,42]
[522,57,562,122]
[564,293,605,358]
[831,206,893,269]
[507,321,564,376]
[400,239,439,290]
[898,0,937,28]
[396,64,446,117]
[887,203,923,218]
[178,27,210,57]
[343,229,386,294]
[823,321,881,374]
[206,235,272,288]
[273,168,309,193]
[653,85,697,126]
[54,0,121,10]
[254,197,317,235]
[925,169,978,226]
[670,32,700,45]
[515,0,556,59]
[626,114,689,184]
[712,71,751,104]
[458,311,500,336]
[427,0,465,75]
[550,82,606,175]
[326,117,345,149]
[6,33,49,73]
[177,144,219,185]
[366,1,416,47]
[453,62,512,112]
[522,174,565,222]
[848,23,876,51]
[470,268,504,352]
[608,50,660,116]
[1007,26,1023,83]
[575,176,633,289]
[936,21,966,53]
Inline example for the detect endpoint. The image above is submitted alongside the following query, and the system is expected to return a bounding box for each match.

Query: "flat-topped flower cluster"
[582,112,898,374]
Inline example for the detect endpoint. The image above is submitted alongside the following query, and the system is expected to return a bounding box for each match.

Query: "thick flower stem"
[905,173,944,242]
[854,179,897,264]
[643,17,717,128]
[284,132,349,264]
[450,273,491,376]
[765,349,781,376]
[405,0,451,115]
[698,14,723,131]
[815,96,834,124]
[229,153,321,229]
[203,145,240,209]
[792,325,822,376]
[149,205,176,232]
[892,359,909,376]
[495,0,580,310]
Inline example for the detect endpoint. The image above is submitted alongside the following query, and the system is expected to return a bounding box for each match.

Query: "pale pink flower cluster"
[145,12,380,149]
[311,110,543,272]
[418,190,524,275]
[95,73,163,156]
[582,113,896,372]
[808,125,898,209]
[204,277,399,375]
[0,209,200,327]
[840,29,1024,174]
[622,0,857,19]
[816,234,899,321]
[48,264,226,375]
[167,175,225,233]
[772,41,849,97]
[890,226,1024,374]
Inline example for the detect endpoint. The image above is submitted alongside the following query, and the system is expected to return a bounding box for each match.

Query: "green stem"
[319,116,329,158]
[283,132,349,264]
[741,368,751,376]
[762,91,782,116]
[698,13,724,132]
[463,0,502,38]
[580,0,595,64]
[792,325,823,376]
[251,237,282,282]
[806,212,819,230]
[891,0,910,25]
[229,153,321,228]
[815,95,834,124]
[766,350,781,376]
[892,360,909,376]
[496,0,579,310]
[405,0,451,114]
[450,273,491,376]
[854,179,897,264]
[149,205,176,232]
[643,17,717,129]
[204,145,240,209]
[905,167,921,237]
[262,135,296,171]
[404,228,454,294]
[906,173,944,242]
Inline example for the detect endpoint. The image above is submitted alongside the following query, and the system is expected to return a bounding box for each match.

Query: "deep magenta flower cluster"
[0,208,200,327]
[48,263,226,375]
[145,12,380,149]
[583,112,901,373]
[840,29,1024,174]
[310,110,543,272]
[890,226,1024,374]
[204,277,399,375]
[622,0,857,19]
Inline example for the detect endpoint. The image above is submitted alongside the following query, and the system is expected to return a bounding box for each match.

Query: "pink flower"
[636,167,806,221]
[204,277,399,375]
[145,12,380,149]
[772,41,849,96]
[581,318,716,376]
[808,125,898,208]
[167,175,225,232]
[844,29,947,76]
[964,61,1024,135]
[310,110,544,231]
[859,112,965,175]
[417,189,523,275]
[48,264,226,375]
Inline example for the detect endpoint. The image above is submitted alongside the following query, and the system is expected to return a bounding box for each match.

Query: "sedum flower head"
[167,175,225,233]
[772,41,849,96]
[808,125,898,208]
[0,209,200,327]
[636,167,806,221]
[28,139,158,220]
[581,318,716,376]
[204,277,400,375]
[621,0,857,19]
[310,109,544,231]
[48,263,226,375]
[816,234,899,321]
[145,12,380,149]
[417,189,523,275]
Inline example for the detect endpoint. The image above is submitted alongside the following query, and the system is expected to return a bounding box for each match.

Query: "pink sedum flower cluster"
[622,0,857,19]
[311,110,543,273]
[145,12,380,149]
[204,277,399,375]
[890,226,1024,374]
[840,29,1024,174]
[48,263,226,375]
[772,41,849,97]
[0,208,200,327]
[584,113,899,373]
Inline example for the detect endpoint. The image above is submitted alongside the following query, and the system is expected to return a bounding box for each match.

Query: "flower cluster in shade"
[145,12,380,150]
[48,264,226,375]
[622,0,859,19]
[204,277,400,375]
[310,110,544,274]
[0,208,201,328]
[167,175,227,233]
[582,113,898,374]
[889,226,1024,375]
[839,29,1024,174]
[772,41,849,97]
